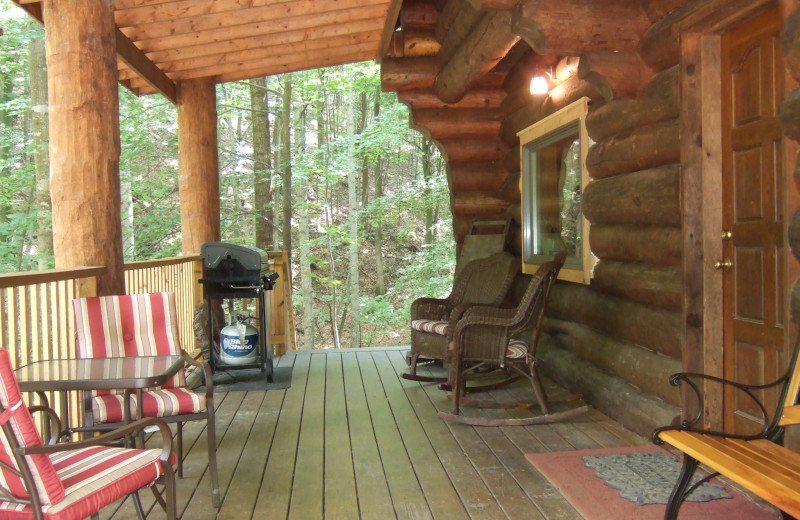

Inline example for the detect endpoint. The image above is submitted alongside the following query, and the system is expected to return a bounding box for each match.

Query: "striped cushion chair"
[0,348,176,520]
[72,292,220,508]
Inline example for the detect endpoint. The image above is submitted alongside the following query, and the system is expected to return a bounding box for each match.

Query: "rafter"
[115,28,177,103]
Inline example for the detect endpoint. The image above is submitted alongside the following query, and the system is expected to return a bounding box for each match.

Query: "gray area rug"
[582,451,732,506]
[196,366,292,393]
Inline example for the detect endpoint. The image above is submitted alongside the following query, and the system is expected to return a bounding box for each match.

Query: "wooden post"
[178,78,221,255]
[44,0,125,296]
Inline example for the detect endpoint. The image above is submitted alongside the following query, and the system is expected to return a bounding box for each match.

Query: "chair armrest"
[411,297,451,321]
[20,417,173,463]
[28,406,62,445]
[182,349,214,399]
[652,370,790,443]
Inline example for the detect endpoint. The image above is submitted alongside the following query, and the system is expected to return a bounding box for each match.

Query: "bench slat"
[779,404,800,426]
[658,430,800,517]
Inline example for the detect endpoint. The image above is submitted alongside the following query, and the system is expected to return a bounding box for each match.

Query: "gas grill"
[199,242,278,380]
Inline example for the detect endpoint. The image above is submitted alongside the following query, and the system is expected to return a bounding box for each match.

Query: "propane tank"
[220,313,259,365]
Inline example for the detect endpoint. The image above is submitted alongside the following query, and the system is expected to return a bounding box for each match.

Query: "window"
[518,97,595,284]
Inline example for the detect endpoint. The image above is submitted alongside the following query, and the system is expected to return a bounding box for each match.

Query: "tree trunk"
[371,87,386,297]
[250,77,274,250]
[348,94,361,348]
[422,138,435,245]
[29,37,52,269]
[280,74,293,259]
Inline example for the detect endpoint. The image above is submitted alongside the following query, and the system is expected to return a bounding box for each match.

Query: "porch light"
[530,75,549,95]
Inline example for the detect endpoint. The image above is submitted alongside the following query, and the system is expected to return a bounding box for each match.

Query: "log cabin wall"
[383,0,800,437]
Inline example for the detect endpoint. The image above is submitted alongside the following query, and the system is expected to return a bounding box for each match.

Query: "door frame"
[680,0,796,430]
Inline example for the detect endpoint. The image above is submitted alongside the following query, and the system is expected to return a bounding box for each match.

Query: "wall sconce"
[529,74,549,95]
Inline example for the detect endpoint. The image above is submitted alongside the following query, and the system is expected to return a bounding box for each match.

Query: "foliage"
[0,2,457,347]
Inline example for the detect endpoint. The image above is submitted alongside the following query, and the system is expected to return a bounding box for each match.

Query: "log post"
[44,0,125,296]
[511,0,650,55]
[178,78,221,255]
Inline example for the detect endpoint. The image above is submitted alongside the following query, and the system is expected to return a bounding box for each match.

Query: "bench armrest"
[652,370,790,444]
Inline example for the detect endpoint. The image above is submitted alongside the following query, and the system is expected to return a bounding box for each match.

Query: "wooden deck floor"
[108,346,651,520]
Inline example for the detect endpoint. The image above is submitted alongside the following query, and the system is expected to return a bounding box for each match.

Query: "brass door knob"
[714,259,733,269]
[721,231,732,240]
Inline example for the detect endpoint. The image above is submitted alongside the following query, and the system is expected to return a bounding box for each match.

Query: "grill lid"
[201,242,265,271]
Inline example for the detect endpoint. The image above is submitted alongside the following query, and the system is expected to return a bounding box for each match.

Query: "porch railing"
[0,256,203,429]
[123,255,204,351]
[0,252,295,428]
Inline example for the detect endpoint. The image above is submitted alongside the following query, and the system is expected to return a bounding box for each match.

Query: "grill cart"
[200,242,278,382]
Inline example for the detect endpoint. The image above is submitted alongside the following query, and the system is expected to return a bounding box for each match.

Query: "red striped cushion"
[411,319,449,336]
[0,349,65,506]
[0,445,164,520]
[90,388,206,424]
[505,339,529,359]
[73,292,186,391]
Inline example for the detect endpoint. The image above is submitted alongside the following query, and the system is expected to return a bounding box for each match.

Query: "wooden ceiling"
[13,0,401,103]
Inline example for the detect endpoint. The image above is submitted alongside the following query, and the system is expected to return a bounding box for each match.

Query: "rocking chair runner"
[404,251,521,383]
[439,253,589,426]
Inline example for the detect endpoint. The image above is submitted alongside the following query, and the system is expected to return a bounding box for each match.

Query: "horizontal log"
[546,282,684,359]
[412,107,503,139]
[449,161,508,191]
[638,0,773,71]
[585,65,679,141]
[434,10,520,104]
[582,164,681,227]
[638,0,688,22]
[539,334,681,437]
[545,317,682,406]
[783,8,800,84]
[502,143,520,172]
[500,83,538,114]
[465,0,517,10]
[540,73,612,116]
[499,102,541,146]
[591,259,682,310]
[577,51,653,99]
[401,0,440,29]
[590,224,682,266]
[438,137,506,162]
[500,170,521,203]
[400,29,442,57]
[586,119,680,179]
[397,87,505,109]
[452,192,510,213]
[381,57,439,91]
[511,0,650,55]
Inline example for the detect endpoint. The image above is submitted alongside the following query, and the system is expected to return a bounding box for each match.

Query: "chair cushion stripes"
[0,445,163,520]
[0,349,65,506]
[90,388,206,424]
[73,292,187,391]
[411,319,449,336]
[505,339,529,359]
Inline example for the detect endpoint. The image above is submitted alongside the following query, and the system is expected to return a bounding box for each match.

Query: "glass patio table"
[15,355,184,439]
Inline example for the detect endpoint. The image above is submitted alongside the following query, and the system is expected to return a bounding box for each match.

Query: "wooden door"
[721,7,785,434]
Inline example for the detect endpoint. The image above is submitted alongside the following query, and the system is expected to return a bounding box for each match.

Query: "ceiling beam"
[378,0,404,60]
[115,28,177,104]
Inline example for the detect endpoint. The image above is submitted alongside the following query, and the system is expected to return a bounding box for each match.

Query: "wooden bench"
[653,335,800,519]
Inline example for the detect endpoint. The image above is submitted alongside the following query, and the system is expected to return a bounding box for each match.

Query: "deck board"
[106,346,648,520]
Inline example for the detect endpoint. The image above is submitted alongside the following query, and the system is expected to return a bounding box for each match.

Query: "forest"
[0,1,456,350]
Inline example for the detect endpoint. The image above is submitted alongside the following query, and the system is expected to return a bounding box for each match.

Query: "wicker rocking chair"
[404,251,520,383]
[439,253,589,426]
